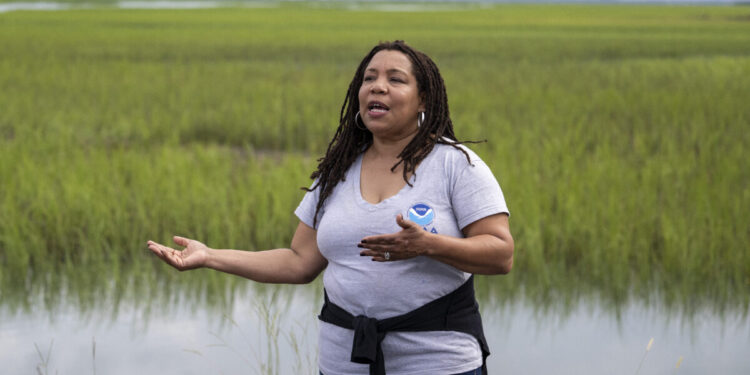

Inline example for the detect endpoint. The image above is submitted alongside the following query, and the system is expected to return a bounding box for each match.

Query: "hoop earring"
[355,112,367,131]
[417,112,426,128]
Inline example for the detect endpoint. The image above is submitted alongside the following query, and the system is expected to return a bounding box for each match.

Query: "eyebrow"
[365,68,408,75]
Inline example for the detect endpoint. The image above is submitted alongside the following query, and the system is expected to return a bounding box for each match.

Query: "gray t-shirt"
[295,143,509,375]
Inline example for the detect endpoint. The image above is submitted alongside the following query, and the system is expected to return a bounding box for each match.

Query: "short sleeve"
[451,159,509,230]
[294,180,322,230]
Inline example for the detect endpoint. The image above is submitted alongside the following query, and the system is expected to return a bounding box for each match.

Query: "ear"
[418,93,426,112]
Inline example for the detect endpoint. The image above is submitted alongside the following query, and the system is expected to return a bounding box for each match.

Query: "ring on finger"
[384,251,391,261]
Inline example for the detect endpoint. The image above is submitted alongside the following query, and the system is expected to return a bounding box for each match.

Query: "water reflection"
[0,2,72,13]
[1,274,749,374]
[0,1,279,13]
[116,1,274,9]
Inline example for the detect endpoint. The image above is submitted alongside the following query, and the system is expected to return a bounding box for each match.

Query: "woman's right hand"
[147,236,210,271]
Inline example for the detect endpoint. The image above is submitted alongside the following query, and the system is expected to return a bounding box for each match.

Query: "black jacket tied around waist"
[318,276,490,375]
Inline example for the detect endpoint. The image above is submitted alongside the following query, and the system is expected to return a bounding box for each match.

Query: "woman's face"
[358,50,425,138]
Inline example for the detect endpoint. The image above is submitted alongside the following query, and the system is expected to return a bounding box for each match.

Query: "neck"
[367,128,418,161]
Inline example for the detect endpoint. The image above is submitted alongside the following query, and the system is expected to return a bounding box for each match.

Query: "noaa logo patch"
[408,203,435,226]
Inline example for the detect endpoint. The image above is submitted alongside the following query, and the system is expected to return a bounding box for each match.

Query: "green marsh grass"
[1,4,749,315]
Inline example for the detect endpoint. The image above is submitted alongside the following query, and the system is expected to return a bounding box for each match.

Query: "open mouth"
[368,101,390,113]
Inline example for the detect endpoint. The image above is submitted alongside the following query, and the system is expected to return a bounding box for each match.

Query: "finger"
[361,251,389,262]
[173,236,190,247]
[147,241,165,258]
[147,240,170,250]
[358,242,391,252]
[147,241,187,270]
[150,242,176,258]
[359,248,393,256]
[148,243,174,264]
[147,240,166,254]
[360,235,398,245]
[395,214,415,230]
[371,251,402,262]
[156,242,174,253]
[152,243,181,267]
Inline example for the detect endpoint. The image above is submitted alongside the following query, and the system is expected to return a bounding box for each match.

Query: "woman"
[147,40,513,375]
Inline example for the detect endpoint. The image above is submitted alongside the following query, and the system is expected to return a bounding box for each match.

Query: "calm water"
[2,282,749,374]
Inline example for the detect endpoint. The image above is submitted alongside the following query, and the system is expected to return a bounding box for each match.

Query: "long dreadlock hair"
[305,40,477,227]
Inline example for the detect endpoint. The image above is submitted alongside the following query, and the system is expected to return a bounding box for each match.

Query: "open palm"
[147,236,209,271]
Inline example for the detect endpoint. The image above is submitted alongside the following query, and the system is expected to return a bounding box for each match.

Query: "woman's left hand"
[358,214,429,262]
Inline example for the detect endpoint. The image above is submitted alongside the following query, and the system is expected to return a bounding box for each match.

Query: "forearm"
[206,247,320,284]
[424,233,513,275]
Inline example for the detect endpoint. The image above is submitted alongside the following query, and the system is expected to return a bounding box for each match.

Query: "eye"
[390,78,404,83]
[363,76,375,82]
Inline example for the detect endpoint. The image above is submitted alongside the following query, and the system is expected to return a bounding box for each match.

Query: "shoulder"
[430,142,485,171]
[419,142,487,195]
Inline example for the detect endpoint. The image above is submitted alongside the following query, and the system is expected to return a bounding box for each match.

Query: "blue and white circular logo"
[408,203,434,226]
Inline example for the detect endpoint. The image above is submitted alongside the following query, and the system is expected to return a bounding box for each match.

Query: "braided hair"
[305,40,476,227]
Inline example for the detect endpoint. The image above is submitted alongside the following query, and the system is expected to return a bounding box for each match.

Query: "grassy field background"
[1,4,749,315]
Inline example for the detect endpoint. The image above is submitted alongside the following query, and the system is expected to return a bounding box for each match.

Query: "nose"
[370,77,387,94]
